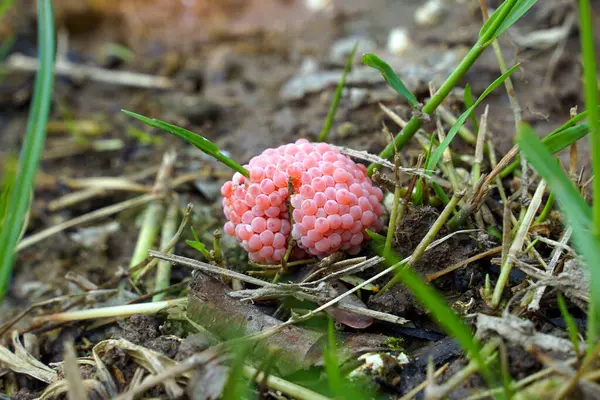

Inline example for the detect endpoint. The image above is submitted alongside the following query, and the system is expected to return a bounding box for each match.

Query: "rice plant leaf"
[518,124,600,305]
[480,0,537,42]
[362,54,419,109]
[426,63,519,173]
[557,294,581,356]
[0,0,54,301]
[122,110,249,177]
[318,43,357,142]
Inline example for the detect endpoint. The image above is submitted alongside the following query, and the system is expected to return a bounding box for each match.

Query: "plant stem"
[472,105,489,189]
[153,202,179,301]
[37,298,187,322]
[579,0,600,236]
[492,181,546,308]
[318,43,357,142]
[384,185,402,258]
[130,151,176,276]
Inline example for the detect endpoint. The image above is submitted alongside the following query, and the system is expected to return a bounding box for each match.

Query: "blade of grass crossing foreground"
[318,44,358,142]
[425,64,519,173]
[518,125,600,343]
[362,54,419,108]
[579,0,600,235]
[0,0,54,301]
[122,110,249,177]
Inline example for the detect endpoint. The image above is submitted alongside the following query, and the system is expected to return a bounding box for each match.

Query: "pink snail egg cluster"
[221,139,385,264]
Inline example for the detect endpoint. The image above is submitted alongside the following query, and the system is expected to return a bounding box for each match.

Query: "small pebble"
[387,27,412,55]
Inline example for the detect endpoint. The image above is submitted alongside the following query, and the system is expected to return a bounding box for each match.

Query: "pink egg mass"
[221,139,385,264]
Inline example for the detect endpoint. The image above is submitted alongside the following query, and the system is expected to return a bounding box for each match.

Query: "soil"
[0,0,597,398]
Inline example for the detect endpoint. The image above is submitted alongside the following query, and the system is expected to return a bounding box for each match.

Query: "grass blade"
[362,53,419,109]
[480,0,537,42]
[517,124,600,312]
[0,0,54,301]
[122,110,249,177]
[557,294,581,356]
[464,83,479,133]
[318,43,357,142]
[425,63,519,173]
[578,0,600,235]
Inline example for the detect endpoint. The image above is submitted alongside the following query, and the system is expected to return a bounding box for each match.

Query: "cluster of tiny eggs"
[221,139,384,264]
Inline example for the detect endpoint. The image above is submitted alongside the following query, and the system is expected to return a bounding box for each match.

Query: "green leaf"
[501,120,595,179]
[318,43,357,142]
[518,124,600,307]
[122,110,249,177]
[187,227,211,259]
[0,0,54,301]
[480,0,537,42]
[362,54,419,109]
[426,63,520,173]
[557,294,581,356]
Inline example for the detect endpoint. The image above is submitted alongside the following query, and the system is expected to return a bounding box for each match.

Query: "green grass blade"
[425,63,519,173]
[518,124,600,315]
[122,110,249,177]
[318,43,357,142]
[464,83,479,133]
[0,157,17,225]
[579,0,600,235]
[362,53,419,109]
[480,0,537,42]
[0,0,54,301]
[557,294,581,356]
[222,343,251,400]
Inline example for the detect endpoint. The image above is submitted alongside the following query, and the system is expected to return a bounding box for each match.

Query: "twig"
[149,251,276,288]
[472,105,489,189]
[528,227,573,311]
[17,193,163,251]
[4,53,174,89]
[426,246,502,282]
[63,177,152,193]
[492,181,547,307]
